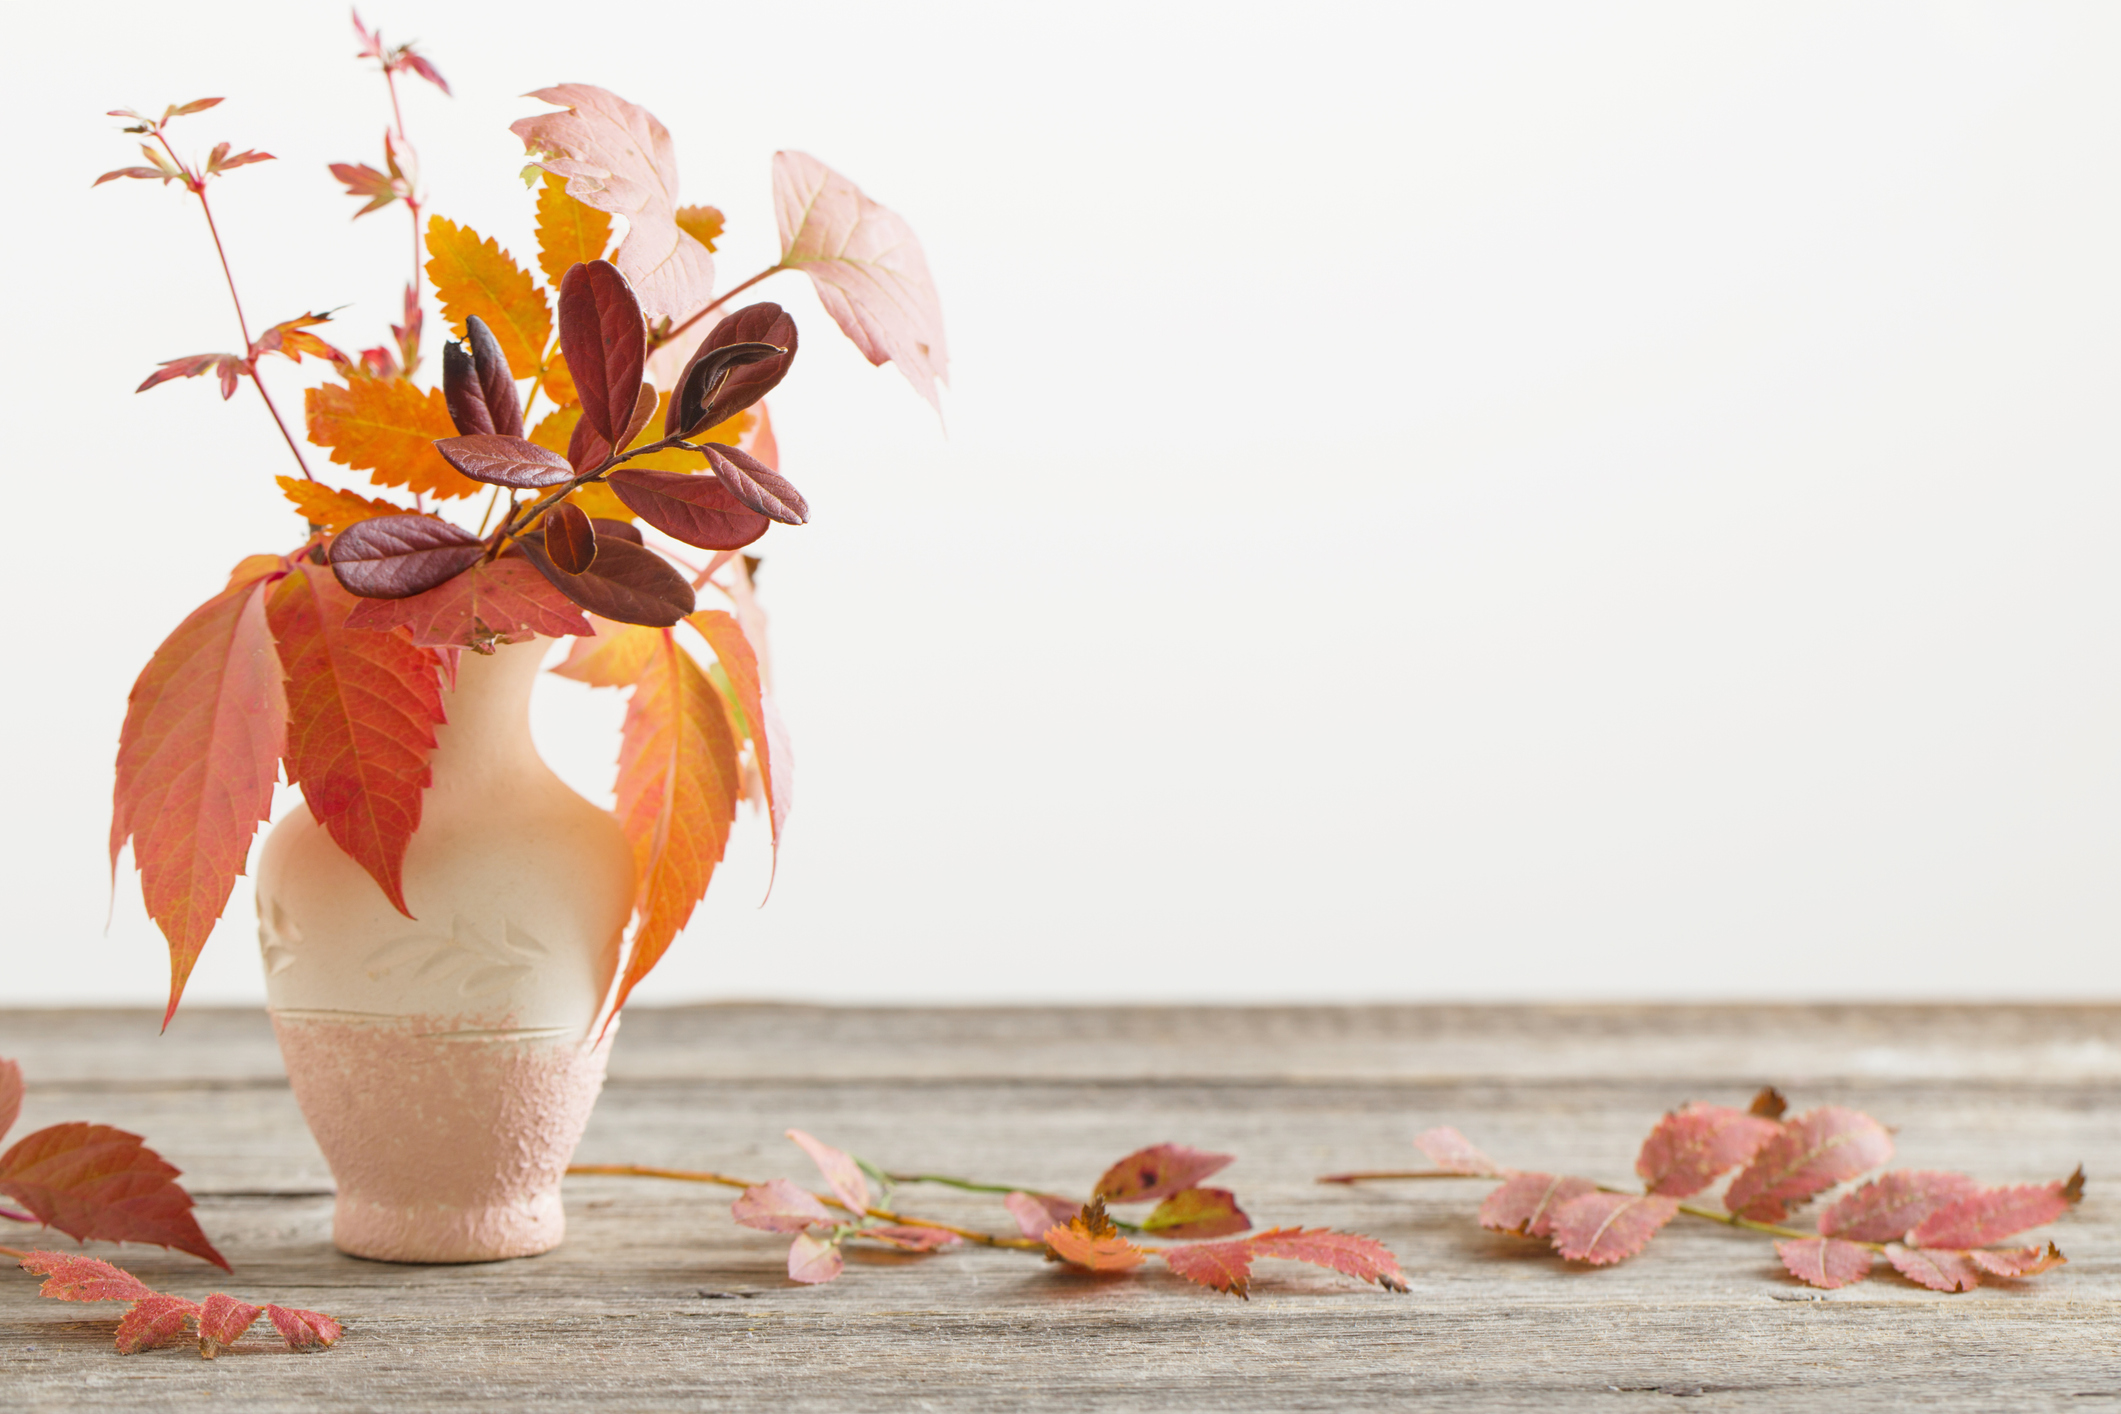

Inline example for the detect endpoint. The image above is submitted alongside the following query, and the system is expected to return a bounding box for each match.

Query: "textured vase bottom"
[271,1009,612,1264]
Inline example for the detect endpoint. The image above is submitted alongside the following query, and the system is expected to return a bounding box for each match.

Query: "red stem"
[657,265,784,348]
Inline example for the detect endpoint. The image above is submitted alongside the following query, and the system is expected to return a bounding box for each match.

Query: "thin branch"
[654,265,784,350]
[1317,1170,1472,1184]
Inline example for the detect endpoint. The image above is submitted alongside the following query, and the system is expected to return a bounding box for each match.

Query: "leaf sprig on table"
[14,1252,341,1357]
[1322,1087,2084,1293]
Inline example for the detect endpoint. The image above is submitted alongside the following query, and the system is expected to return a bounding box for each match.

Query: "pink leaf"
[0,1057,20,1143]
[16,1251,154,1302]
[1967,1242,2067,1279]
[1883,1243,1983,1292]
[1478,1172,1597,1238]
[1635,1104,1782,1198]
[1817,1170,1981,1243]
[265,1303,344,1351]
[731,1178,834,1234]
[1244,1228,1410,1292]
[785,1129,868,1213]
[1774,1237,1874,1290]
[196,1292,263,1358]
[1094,1144,1233,1204]
[1911,1179,2078,1250]
[1160,1239,1254,1297]
[772,151,948,412]
[1723,1107,1893,1223]
[1004,1191,1079,1240]
[1548,1193,1680,1265]
[861,1225,961,1252]
[787,1231,843,1284]
[1414,1126,1506,1176]
[511,86,716,323]
[115,1294,199,1354]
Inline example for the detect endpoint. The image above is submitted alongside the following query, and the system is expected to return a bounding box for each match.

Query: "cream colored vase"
[254,637,634,1263]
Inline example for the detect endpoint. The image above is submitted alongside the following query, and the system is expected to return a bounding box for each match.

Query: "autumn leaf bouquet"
[101,22,945,1031]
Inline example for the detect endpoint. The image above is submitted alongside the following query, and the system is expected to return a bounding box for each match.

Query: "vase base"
[332,1190,565,1264]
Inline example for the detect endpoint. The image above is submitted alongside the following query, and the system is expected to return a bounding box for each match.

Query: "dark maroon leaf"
[607,468,771,551]
[558,259,646,447]
[518,531,694,627]
[566,413,610,475]
[704,443,808,525]
[442,341,489,436]
[667,304,798,440]
[546,502,598,575]
[435,434,576,489]
[592,518,644,545]
[328,515,484,599]
[441,316,523,439]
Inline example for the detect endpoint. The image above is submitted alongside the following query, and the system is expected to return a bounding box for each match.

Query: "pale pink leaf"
[1478,1172,1597,1238]
[1244,1227,1410,1292]
[785,1129,868,1213]
[1635,1104,1782,1198]
[772,151,948,412]
[1966,1242,2067,1279]
[731,1178,834,1234]
[1004,1191,1080,1240]
[1774,1237,1874,1290]
[860,1224,961,1252]
[265,1303,344,1350]
[787,1231,843,1284]
[1883,1243,1983,1292]
[1817,1170,1981,1243]
[1911,1180,2077,1249]
[16,1251,154,1302]
[115,1294,199,1353]
[1094,1144,1233,1204]
[1548,1193,1680,1265]
[1414,1126,1506,1177]
[511,85,715,322]
[1724,1107,1893,1223]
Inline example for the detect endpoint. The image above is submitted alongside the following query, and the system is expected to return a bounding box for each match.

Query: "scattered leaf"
[1774,1237,1874,1290]
[0,1058,19,1143]
[1160,1239,1253,1296]
[1724,1107,1894,1224]
[1414,1127,1507,1177]
[1044,1198,1147,1272]
[0,1123,228,1269]
[16,1251,154,1302]
[1910,1177,2079,1250]
[197,1293,262,1358]
[1967,1242,2067,1279]
[1883,1242,1983,1293]
[1243,1228,1409,1292]
[264,1303,344,1351]
[115,1293,200,1354]
[731,1178,834,1234]
[1140,1187,1251,1240]
[1478,1172,1596,1238]
[787,1130,869,1213]
[1817,1170,1981,1243]
[1548,1193,1680,1265]
[786,1230,843,1285]
[1636,1104,1783,1198]
[1095,1145,1234,1204]
[862,1225,961,1252]
[344,557,590,653]
[1003,1192,1080,1240]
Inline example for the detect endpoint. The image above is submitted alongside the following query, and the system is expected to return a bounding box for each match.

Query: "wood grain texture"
[0,1005,2113,1411]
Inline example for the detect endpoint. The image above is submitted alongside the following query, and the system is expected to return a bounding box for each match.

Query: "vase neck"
[429,637,547,788]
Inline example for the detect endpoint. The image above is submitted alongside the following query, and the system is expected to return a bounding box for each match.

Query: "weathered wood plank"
[1,1006,2113,1411]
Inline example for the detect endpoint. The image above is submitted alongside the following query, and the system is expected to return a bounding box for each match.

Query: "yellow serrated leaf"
[570,482,634,522]
[275,475,411,531]
[534,171,612,288]
[541,351,578,410]
[305,378,481,500]
[425,215,551,379]
[674,204,724,254]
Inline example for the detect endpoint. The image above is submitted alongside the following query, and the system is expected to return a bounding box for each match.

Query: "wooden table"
[1,1004,2114,1410]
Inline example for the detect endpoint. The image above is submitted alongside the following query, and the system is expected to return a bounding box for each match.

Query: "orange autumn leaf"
[686,609,790,870]
[541,350,578,409]
[570,482,634,522]
[675,204,724,252]
[306,378,481,500]
[1042,1197,1146,1272]
[274,475,409,532]
[266,562,447,915]
[110,563,287,1025]
[425,215,551,379]
[608,631,741,1014]
[553,615,662,686]
[534,170,612,288]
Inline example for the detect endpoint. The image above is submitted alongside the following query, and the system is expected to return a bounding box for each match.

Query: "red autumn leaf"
[517,532,695,628]
[1882,1243,1983,1293]
[115,1293,201,1354]
[861,1225,961,1252]
[1548,1193,1680,1265]
[1910,1173,2080,1249]
[772,151,948,412]
[685,610,790,871]
[249,311,347,368]
[787,1129,869,1213]
[0,1122,228,1269]
[197,1292,263,1358]
[1160,1239,1254,1297]
[265,1302,344,1351]
[137,352,248,398]
[1817,1170,1982,1243]
[511,86,717,323]
[787,1231,844,1284]
[703,442,807,525]
[730,1178,834,1234]
[328,514,485,599]
[1414,1126,1506,1177]
[344,557,591,653]
[16,1251,154,1302]
[1044,1200,1148,1273]
[1478,1172,1597,1238]
[1244,1228,1409,1291]
[1094,1144,1234,1204]
[1635,1104,1782,1198]
[267,562,447,916]
[110,566,286,1024]
[1774,1237,1874,1290]
[330,158,402,216]
[606,468,771,551]
[433,434,574,489]
[1967,1243,2068,1279]
[557,259,648,448]
[1723,1107,1893,1224]
[667,304,798,440]
[1004,1191,1080,1240]
[0,1056,21,1142]
[606,632,740,1014]
[1139,1186,1250,1240]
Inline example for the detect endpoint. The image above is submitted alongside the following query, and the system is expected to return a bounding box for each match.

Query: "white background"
[4,1,2118,1007]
